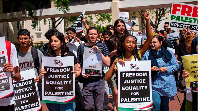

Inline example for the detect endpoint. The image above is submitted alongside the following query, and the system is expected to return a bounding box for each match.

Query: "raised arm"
[139,12,153,57]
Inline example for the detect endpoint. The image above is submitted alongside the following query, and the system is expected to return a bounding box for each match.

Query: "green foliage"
[52,0,70,14]
[96,25,107,32]
[31,20,38,29]
[68,16,79,22]
[21,1,36,17]
[94,13,111,25]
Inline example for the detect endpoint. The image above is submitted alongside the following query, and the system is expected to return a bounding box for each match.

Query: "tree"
[130,7,171,32]
[2,0,70,29]
[149,7,171,30]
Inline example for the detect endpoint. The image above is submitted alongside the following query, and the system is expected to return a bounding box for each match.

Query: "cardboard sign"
[119,12,129,22]
[117,60,152,110]
[169,3,198,32]
[42,56,75,103]
[82,47,102,76]
[13,69,41,111]
[0,36,13,100]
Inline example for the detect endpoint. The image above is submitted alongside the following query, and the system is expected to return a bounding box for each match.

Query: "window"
[35,20,41,31]
[49,19,52,29]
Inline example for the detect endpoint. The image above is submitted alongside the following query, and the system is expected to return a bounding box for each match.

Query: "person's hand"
[71,71,80,78]
[82,74,90,78]
[182,70,189,79]
[82,16,86,24]
[118,59,125,67]
[39,69,47,76]
[158,67,167,72]
[143,12,150,20]
[75,37,82,43]
[92,46,99,50]
[110,50,117,56]
[3,63,14,74]
[64,36,69,43]
[34,77,40,83]
[151,66,159,71]
[138,31,142,34]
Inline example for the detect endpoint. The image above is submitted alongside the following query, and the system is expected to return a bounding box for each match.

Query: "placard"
[182,54,198,93]
[0,36,13,100]
[117,60,152,110]
[13,69,41,111]
[71,11,85,33]
[42,56,75,103]
[169,3,198,32]
[82,47,102,76]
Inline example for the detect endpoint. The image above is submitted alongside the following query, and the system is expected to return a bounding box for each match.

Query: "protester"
[106,25,114,36]
[142,35,179,111]
[77,27,110,111]
[106,18,130,111]
[102,30,112,45]
[41,29,59,54]
[104,12,152,111]
[39,30,81,111]
[16,29,43,108]
[0,40,21,111]
[65,27,82,57]
[179,36,198,111]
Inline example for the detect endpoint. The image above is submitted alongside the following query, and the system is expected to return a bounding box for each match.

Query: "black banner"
[120,71,150,103]
[44,66,73,96]
[170,22,198,31]
[14,78,40,111]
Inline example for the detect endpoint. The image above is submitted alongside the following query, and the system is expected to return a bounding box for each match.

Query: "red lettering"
[181,5,192,16]
[0,74,7,77]
[192,6,198,17]
[172,4,181,14]
[0,51,4,55]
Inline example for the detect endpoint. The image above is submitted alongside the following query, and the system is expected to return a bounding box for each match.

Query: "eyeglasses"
[18,37,29,40]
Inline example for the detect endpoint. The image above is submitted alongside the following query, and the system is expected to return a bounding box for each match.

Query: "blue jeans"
[46,103,75,111]
[152,91,169,111]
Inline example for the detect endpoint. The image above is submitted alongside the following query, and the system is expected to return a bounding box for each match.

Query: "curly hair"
[47,30,69,57]
[117,35,141,60]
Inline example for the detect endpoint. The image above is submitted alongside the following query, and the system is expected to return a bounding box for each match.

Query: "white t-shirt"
[0,43,19,106]
[67,42,80,57]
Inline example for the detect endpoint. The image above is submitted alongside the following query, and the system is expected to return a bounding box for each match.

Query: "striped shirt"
[77,42,110,64]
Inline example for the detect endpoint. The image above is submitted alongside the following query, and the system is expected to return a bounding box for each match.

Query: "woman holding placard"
[104,12,153,111]
[142,35,179,111]
[39,30,81,111]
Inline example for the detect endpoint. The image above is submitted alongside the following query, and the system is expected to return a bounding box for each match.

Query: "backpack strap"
[31,47,40,74]
[5,40,11,63]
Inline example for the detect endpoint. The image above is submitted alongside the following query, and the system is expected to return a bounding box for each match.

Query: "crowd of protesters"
[0,12,198,111]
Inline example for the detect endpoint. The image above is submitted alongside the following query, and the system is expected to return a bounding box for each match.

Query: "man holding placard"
[0,37,21,111]
[14,29,43,111]
[77,27,110,111]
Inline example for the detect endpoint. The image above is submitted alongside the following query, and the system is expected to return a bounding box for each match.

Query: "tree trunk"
[51,18,56,29]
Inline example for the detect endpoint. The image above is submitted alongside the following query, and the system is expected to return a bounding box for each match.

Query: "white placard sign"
[0,36,13,100]
[117,60,153,110]
[42,56,75,103]
[82,47,102,76]
[13,69,41,111]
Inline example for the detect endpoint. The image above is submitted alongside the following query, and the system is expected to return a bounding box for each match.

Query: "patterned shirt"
[142,49,179,97]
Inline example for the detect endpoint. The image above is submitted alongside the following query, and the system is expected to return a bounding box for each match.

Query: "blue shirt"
[142,49,179,97]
